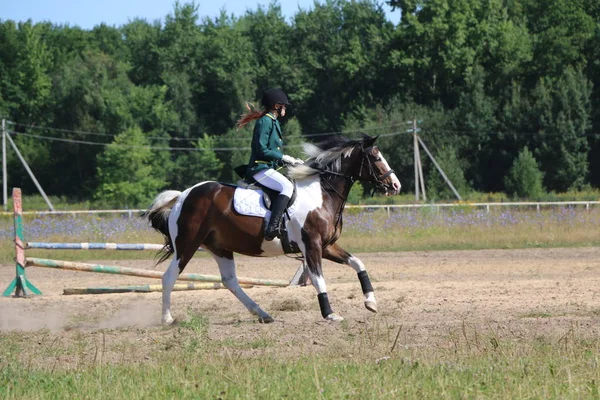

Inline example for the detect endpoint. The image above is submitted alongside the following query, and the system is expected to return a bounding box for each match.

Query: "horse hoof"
[259,315,274,324]
[365,301,378,313]
[325,313,344,322]
[162,317,175,327]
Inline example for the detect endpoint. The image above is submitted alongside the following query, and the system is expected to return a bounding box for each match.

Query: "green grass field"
[2,314,599,399]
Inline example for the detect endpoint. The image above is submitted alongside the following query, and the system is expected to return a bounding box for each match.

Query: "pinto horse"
[144,134,400,325]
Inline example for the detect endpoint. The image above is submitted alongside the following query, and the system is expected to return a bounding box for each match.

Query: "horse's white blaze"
[379,153,401,194]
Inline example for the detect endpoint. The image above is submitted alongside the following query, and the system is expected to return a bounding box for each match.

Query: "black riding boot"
[264,194,290,241]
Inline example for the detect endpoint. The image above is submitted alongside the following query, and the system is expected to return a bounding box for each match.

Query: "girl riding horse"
[236,88,304,241]
[144,133,401,325]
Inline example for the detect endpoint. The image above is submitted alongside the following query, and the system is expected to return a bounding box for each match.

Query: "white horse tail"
[143,190,181,263]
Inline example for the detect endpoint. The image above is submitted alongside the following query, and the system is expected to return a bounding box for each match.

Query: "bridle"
[314,144,395,249]
[317,145,395,197]
[356,146,395,192]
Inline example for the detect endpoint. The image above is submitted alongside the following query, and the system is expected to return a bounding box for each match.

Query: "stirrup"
[264,225,285,241]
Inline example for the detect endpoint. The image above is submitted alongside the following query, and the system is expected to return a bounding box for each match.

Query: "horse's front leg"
[300,233,343,322]
[323,243,377,313]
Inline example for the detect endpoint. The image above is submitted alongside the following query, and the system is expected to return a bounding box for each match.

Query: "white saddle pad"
[233,187,297,218]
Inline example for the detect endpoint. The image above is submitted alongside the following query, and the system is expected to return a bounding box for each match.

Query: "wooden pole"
[63,282,253,295]
[2,188,42,297]
[2,119,7,211]
[413,119,420,201]
[25,257,290,287]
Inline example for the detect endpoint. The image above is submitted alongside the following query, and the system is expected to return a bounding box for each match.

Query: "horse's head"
[289,134,401,196]
[353,135,401,196]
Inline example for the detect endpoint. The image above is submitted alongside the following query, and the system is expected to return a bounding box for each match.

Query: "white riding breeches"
[253,168,294,197]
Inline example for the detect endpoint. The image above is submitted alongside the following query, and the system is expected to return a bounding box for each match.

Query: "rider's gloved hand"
[282,155,298,165]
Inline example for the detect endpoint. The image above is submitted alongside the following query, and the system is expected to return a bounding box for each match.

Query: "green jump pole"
[25,258,290,287]
[3,188,41,297]
[63,282,254,295]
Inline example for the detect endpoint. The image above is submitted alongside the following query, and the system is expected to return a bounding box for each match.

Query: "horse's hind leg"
[162,247,197,325]
[162,256,180,325]
[323,243,377,313]
[209,250,274,323]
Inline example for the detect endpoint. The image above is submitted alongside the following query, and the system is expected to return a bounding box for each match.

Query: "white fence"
[2,201,598,217]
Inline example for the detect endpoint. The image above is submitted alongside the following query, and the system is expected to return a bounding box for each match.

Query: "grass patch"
[1,326,600,399]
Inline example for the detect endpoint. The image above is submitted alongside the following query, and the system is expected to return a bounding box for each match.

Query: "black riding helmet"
[261,88,291,110]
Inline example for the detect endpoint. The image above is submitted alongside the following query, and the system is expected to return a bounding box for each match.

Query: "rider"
[236,88,304,241]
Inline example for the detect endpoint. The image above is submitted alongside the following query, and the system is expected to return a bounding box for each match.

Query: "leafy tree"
[15,22,52,123]
[170,134,224,188]
[454,65,499,191]
[291,0,394,133]
[194,12,256,136]
[95,126,166,207]
[527,67,591,191]
[504,146,545,198]
[122,18,162,85]
[241,4,293,95]
[426,145,469,201]
[520,0,595,81]
[281,118,305,159]
[216,125,253,183]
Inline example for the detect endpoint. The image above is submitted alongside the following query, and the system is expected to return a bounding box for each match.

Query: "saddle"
[236,180,297,211]
[229,181,300,254]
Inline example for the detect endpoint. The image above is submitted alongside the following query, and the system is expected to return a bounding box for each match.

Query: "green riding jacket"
[244,113,284,181]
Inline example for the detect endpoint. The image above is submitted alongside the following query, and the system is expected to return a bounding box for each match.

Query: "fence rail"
[1,201,598,217]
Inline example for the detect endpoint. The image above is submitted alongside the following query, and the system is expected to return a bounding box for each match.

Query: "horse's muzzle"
[381,174,401,196]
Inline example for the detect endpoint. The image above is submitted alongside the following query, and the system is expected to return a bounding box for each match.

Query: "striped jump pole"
[25,242,165,251]
[63,282,254,295]
[25,258,290,287]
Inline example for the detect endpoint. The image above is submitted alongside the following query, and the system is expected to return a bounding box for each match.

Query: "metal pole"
[2,119,6,211]
[5,131,54,211]
[417,136,462,201]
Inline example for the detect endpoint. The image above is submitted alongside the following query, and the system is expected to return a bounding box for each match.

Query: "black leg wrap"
[358,271,374,294]
[318,293,333,318]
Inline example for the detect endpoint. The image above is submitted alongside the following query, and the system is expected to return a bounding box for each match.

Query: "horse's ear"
[362,134,379,148]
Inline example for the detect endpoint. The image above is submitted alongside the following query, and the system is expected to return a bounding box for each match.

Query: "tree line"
[1,0,599,207]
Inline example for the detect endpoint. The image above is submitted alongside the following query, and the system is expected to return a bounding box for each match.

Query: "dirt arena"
[1,247,599,362]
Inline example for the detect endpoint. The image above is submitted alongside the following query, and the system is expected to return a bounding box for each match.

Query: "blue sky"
[2,0,400,29]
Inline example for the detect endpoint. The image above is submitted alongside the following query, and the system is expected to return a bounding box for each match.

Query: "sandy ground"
[1,248,599,362]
